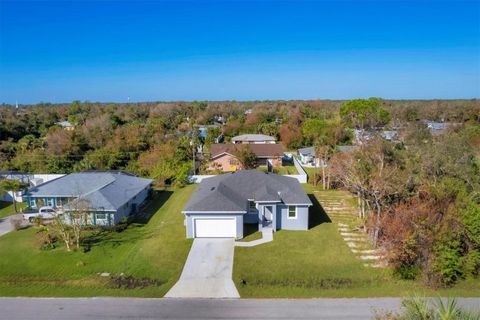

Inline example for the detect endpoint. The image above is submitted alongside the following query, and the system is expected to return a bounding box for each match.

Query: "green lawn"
[0,185,195,297]
[233,184,480,298]
[0,201,22,218]
[257,161,298,175]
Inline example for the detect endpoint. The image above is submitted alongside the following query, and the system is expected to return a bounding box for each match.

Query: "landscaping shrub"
[32,215,44,227]
[35,228,57,250]
[10,217,23,231]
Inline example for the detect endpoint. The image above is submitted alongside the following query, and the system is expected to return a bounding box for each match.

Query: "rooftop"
[232,134,276,142]
[24,171,153,211]
[211,143,284,158]
[183,170,312,213]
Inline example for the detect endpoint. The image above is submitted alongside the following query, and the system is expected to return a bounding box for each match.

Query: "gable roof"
[210,143,284,159]
[232,134,276,142]
[24,172,153,211]
[183,170,312,213]
[298,146,315,157]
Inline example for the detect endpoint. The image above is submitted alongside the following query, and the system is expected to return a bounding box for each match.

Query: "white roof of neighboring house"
[56,121,75,127]
[232,134,276,142]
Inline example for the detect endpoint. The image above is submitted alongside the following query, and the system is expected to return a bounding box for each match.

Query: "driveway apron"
[166,238,240,298]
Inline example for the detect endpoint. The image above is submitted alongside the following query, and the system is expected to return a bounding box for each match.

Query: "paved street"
[0,215,14,237]
[0,297,479,320]
[165,238,240,298]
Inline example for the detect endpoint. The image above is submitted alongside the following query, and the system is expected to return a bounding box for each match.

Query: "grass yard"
[0,185,196,297]
[233,184,480,298]
[0,201,24,218]
[257,162,298,175]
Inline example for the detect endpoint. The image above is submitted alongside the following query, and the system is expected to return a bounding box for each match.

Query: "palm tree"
[0,179,28,213]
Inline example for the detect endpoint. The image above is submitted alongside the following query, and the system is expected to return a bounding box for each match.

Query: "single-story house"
[298,146,324,167]
[56,121,76,131]
[182,170,313,239]
[22,171,153,225]
[232,134,276,144]
[208,143,284,171]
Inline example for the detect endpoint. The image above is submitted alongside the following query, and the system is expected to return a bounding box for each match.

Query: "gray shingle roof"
[183,170,312,213]
[298,146,315,157]
[25,172,152,211]
[232,134,276,142]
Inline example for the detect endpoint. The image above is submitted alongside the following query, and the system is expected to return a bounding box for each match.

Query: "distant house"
[56,121,76,131]
[424,121,461,136]
[232,134,276,144]
[380,130,399,141]
[182,170,312,239]
[298,147,322,167]
[22,171,152,226]
[208,143,284,172]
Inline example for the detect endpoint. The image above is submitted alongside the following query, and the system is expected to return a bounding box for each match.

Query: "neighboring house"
[380,130,399,141]
[22,171,153,226]
[424,121,461,136]
[298,147,321,167]
[182,170,313,239]
[208,143,284,171]
[56,121,76,131]
[232,134,276,144]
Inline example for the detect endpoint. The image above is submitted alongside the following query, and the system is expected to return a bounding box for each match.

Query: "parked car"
[22,206,57,222]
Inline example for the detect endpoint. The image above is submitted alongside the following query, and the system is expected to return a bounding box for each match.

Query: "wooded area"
[0,98,479,287]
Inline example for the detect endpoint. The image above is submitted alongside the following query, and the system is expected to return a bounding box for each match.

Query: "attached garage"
[185,214,244,239]
[194,217,236,238]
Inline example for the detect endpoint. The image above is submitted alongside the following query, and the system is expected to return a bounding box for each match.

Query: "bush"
[114,216,130,233]
[433,239,463,286]
[10,217,23,231]
[35,229,57,250]
[32,215,44,227]
[394,264,420,280]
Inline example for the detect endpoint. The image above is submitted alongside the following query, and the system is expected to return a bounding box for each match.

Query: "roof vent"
[210,187,216,191]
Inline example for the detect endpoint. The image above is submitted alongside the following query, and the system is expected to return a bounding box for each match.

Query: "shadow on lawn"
[308,194,331,229]
[82,190,173,250]
[133,190,173,224]
[243,223,259,237]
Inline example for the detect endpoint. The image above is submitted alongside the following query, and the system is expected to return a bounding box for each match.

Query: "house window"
[96,213,106,220]
[29,198,37,208]
[229,159,238,165]
[46,198,54,207]
[249,201,256,210]
[288,206,297,219]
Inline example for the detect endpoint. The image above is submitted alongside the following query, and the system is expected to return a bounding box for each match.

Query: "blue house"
[182,170,312,239]
[23,171,152,225]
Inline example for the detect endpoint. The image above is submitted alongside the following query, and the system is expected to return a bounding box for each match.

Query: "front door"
[263,206,273,226]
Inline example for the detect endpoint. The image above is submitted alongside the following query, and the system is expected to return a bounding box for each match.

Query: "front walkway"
[165,238,240,298]
[235,227,273,247]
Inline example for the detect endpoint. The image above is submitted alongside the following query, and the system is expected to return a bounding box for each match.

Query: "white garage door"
[194,218,236,238]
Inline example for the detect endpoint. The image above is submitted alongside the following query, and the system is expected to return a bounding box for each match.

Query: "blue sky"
[0,1,479,104]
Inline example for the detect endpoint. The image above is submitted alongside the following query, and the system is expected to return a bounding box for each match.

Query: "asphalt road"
[0,216,14,237]
[0,298,479,320]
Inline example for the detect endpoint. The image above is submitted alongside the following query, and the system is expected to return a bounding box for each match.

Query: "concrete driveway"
[166,238,240,298]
